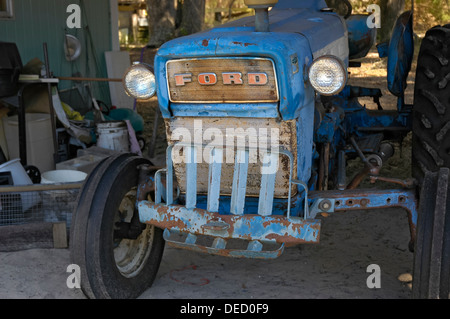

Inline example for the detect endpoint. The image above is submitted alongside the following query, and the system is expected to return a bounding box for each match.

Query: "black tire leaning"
[412,24,450,184]
[412,167,450,299]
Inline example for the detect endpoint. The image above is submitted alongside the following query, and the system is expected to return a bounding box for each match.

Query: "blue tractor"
[70,0,450,299]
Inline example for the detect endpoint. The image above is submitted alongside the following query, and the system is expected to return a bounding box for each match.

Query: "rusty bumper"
[138,201,321,247]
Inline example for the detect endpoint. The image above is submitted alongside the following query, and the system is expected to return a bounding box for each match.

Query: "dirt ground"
[0,207,413,299]
[0,39,420,299]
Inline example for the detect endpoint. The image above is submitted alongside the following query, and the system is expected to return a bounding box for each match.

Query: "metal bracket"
[163,229,285,259]
[291,179,310,218]
[308,188,419,246]
[309,198,336,219]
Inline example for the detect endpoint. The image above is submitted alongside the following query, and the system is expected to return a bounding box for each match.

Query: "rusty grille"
[165,117,298,198]
[166,58,279,103]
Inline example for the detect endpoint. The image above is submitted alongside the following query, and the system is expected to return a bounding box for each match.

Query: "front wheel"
[70,154,165,299]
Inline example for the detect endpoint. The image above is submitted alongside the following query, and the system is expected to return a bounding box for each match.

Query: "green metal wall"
[0,0,114,103]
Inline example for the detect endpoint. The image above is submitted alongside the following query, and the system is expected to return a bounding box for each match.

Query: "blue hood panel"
[155,6,347,121]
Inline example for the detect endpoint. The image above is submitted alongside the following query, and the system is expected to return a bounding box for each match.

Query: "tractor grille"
[165,117,298,198]
[166,57,279,103]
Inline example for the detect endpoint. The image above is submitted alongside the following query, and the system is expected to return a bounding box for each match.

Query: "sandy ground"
[0,37,420,299]
[0,207,414,299]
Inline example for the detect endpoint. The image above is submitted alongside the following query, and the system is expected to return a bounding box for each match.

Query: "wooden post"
[0,222,68,252]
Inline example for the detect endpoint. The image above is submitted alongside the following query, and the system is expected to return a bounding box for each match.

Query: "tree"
[378,0,405,43]
[147,0,177,47]
[147,0,206,46]
[178,0,206,36]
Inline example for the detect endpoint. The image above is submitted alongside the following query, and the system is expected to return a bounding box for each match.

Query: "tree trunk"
[178,0,206,36]
[228,0,236,19]
[147,0,177,47]
[378,0,405,43]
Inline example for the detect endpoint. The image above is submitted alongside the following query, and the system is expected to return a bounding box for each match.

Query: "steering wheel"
[342,0,353,19]
[326,0,353,19]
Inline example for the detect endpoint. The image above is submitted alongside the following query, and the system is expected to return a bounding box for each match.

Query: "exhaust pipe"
[244,0,278,32]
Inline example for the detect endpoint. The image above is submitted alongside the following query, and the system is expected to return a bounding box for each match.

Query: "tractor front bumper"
[136,143,320,259]
[138,201,321,259]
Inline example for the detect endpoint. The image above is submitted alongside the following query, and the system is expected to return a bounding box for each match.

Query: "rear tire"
[412,168,450,299]
[412,24,450,183]
[70,154,165,299]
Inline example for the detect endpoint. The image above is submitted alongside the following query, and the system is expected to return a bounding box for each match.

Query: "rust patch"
[345,199,359,206]
[143,204,320,245]
[202,39,209,47]
[264,230,319,247]
[232,41,257,47]
[262,216,291,228]
[360,198,370,207]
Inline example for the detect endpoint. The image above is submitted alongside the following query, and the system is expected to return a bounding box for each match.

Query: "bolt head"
[318,199,332,212]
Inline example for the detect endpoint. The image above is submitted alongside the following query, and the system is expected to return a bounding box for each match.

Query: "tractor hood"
[154,5,348,120]
[220,5,348,63]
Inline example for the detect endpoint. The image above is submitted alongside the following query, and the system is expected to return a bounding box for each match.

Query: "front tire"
[71,154,165,299]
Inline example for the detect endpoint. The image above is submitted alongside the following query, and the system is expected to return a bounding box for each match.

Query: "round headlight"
[123,63,156,101]
[308,56,347,96]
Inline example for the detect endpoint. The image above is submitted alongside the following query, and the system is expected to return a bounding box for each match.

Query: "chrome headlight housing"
[308,56,347,96]
[123,63,156,101]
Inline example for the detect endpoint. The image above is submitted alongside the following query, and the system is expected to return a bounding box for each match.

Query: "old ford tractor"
[70,0,450,299]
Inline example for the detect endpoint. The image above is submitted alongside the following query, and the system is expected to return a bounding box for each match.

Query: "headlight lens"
[123,63,156,100]
[308,56,347,96]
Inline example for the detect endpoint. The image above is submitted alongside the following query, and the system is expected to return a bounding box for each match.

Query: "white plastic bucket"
[0,159,32,186]
[40,170,87,223]
[0,159,40,212]
[41,170,87,184]
[96,121,129,153]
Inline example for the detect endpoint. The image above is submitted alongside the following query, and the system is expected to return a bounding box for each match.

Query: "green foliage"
[350,0,449,31]
[415,0,450,24]
[203,0,449,32]
[204,0,252,28]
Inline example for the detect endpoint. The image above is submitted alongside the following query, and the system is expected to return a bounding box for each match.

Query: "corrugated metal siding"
[0,0,113,103]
